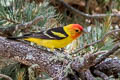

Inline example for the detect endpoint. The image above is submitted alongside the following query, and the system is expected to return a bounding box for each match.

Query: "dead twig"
[57,0,120,18]
[73,29,120,54]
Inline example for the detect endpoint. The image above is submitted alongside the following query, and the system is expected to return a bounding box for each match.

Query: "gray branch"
[57,0,120,18]
[0,36,120,79]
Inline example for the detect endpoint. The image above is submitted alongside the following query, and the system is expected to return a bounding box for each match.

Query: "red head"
[64,24,84,39]
[72,24,83,31]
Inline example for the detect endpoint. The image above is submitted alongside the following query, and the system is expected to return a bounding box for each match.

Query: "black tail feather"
[7,33,32,40]
[7,36,24,40]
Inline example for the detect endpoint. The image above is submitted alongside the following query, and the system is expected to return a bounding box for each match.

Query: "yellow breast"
[24,37,74,49]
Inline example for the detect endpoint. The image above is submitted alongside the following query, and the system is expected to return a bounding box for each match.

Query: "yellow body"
[24,37,73,49]
[24,24,83,49]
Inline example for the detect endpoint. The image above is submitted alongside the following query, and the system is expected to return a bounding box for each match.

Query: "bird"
[8,24,86,49]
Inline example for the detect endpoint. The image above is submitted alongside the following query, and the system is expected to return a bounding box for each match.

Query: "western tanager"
[8,24,85,49]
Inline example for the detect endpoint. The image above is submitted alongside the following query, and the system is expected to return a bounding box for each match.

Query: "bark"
[0,36,65,79]
[0,36,120,80]
[0,36,98,79]
[92,59,120,78]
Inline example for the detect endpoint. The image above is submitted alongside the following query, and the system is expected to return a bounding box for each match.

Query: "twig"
[0,74,13,80]
[57,0,120,18]
[73,29,120,54]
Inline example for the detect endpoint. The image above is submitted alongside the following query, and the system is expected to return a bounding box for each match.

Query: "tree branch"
[0,36,101,79]
[0,36,64,79]
[0,36,120,79]
[57,0,120,18]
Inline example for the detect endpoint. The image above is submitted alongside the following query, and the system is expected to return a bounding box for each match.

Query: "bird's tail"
[7,33,32,40]
[7,36,24,40]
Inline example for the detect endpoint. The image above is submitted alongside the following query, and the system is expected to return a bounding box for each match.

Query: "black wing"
[8,27,68,40]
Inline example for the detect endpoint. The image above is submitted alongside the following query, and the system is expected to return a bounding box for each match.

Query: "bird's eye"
[75,29,79,32]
